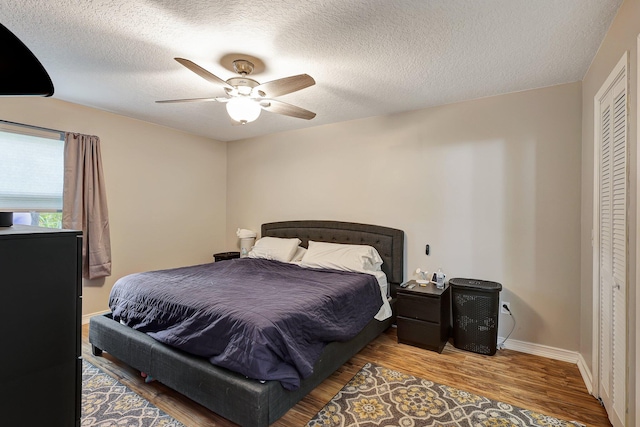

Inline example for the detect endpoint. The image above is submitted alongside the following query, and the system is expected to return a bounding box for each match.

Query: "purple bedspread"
[109,258,384,390]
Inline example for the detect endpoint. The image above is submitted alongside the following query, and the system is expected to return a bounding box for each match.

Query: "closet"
[594,52,628,427]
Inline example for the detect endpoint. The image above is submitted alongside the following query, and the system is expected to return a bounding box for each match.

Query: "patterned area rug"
[82,360,186,427]
[307,363,585,427]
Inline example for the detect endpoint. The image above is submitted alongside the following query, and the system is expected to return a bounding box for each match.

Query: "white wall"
[0,97,228,316]
[227,82,582,350]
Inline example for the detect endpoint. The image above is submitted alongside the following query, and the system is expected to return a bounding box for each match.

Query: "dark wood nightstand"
[396,280,450,353]
[213,251,240,262]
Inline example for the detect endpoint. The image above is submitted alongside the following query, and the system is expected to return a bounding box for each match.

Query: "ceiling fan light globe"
[226,97,261,123]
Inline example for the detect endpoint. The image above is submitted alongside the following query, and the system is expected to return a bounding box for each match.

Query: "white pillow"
[247,236,302,263]
[290,246,307,263]
[300,241,383,273]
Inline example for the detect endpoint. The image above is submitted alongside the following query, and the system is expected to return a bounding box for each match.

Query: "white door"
[594,52,628,427]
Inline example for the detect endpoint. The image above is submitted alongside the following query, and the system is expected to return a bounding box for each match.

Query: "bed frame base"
[89,310,394,426]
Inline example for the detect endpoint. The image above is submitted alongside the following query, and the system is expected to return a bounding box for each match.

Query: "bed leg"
[91,344,103,356]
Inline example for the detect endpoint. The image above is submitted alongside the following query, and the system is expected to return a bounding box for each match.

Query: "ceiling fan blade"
[254,74,315,98]
[156,97,226,104]
[260,99,316,120]
[174,58,234,90]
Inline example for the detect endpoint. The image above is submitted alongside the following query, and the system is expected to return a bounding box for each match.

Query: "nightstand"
[213,251,240,262]
[396,280,451,353]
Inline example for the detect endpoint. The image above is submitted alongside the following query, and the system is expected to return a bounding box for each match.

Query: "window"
[0,121,64,228]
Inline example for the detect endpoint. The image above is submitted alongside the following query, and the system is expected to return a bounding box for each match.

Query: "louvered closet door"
[597,56,627,427]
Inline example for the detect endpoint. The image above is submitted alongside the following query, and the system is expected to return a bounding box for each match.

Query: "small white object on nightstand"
[415,268,429,284]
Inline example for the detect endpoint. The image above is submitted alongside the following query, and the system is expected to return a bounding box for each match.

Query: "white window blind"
[0,121,64,211]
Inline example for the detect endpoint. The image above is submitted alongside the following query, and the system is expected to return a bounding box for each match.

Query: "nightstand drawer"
[397,316,445,352]
[397,293,440,322]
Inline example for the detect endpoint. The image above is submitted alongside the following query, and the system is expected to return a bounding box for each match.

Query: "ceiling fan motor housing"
[225,77,260,96]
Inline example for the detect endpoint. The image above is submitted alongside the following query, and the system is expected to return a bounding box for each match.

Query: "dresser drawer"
[397,293,440,322]
[397,316,446,352]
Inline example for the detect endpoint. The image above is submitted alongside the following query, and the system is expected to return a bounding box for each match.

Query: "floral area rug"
[306,362,586,427]
[82,360,186,427]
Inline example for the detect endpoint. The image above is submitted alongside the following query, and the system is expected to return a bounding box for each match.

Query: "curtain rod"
[0,119,65,135]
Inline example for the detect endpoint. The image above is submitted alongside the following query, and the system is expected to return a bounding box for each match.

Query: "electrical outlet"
[501,301,511,314]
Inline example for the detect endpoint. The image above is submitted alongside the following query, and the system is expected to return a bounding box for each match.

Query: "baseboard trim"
[576,352,594,395]
[498,336,579,363]
[82,309,110,325]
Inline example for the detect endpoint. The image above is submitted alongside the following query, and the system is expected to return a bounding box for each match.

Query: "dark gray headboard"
[261,220,404,285]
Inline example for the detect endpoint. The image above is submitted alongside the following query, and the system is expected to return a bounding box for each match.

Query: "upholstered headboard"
[261,220,404,286]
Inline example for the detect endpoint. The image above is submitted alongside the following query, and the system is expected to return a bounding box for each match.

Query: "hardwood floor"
[82,323,611,426]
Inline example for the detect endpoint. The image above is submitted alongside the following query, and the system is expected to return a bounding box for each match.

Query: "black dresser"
[0,225,82,426]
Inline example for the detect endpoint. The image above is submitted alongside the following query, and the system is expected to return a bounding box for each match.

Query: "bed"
[89,220,404,426]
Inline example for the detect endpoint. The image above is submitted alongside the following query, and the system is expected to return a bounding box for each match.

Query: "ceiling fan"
[157,58,316,124]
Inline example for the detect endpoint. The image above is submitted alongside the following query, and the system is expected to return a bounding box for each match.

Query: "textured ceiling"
[0,0,623,142]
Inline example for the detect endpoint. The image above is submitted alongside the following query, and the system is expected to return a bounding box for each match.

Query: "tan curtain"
[62,133,112,279]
